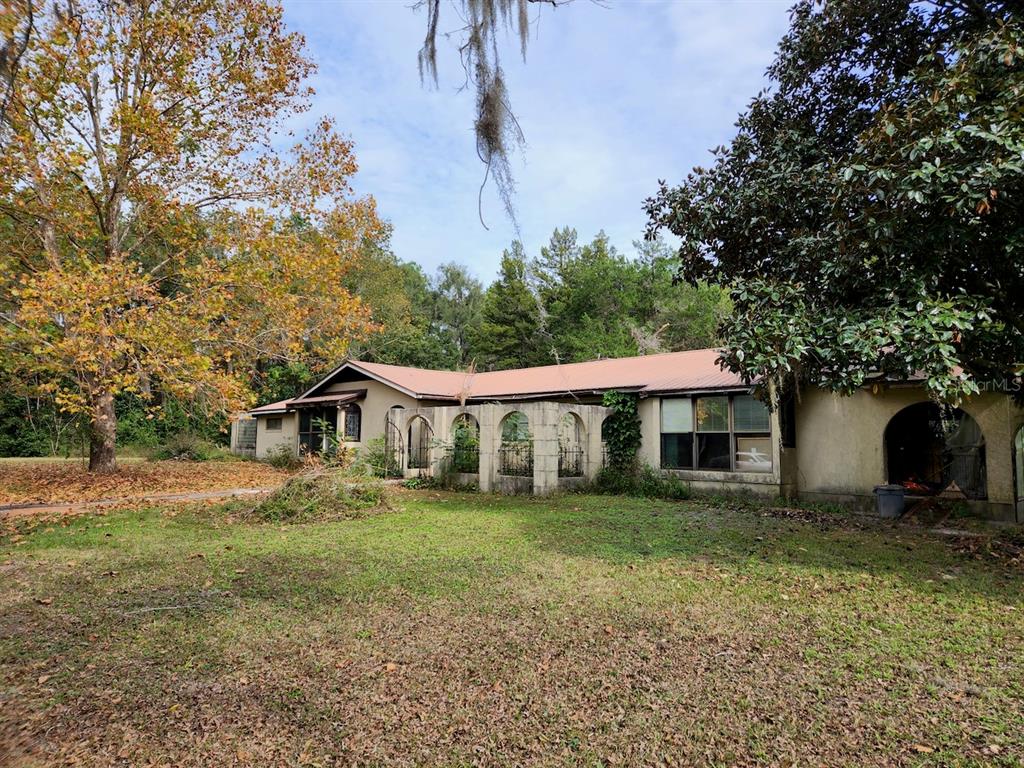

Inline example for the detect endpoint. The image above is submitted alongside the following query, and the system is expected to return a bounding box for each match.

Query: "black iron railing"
[558,445,584,478]
[408,443,431,469]
[498,442,533,477]
[447,444,480,473]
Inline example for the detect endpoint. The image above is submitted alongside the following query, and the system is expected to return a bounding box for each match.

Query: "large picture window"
[659,394,772,473]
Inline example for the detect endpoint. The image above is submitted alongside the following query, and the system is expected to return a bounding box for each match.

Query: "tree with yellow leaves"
[0,0,383,472]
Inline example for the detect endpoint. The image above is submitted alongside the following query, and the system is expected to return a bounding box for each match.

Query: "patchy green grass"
[1,491,1021,766]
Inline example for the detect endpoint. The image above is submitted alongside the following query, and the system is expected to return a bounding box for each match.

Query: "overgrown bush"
[152,433,228,461]
[601,391,641,471]
[356,437,402,478]
[243,468,389,523]
[591,464,691,501]
[265,444,303,470]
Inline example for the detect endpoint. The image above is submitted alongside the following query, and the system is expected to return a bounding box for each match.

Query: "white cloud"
[281,0,792,280]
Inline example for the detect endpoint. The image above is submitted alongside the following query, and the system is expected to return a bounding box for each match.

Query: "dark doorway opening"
[884,403,986,500]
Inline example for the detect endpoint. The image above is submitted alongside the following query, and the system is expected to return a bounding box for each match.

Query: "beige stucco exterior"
[254,412,297,458]
[794,386,1024,520]
[323,378,420,451]
[391,401,610,495]
[236,363,1024,522]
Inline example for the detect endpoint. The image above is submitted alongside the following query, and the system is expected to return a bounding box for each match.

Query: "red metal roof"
[349,348,749,400]
[248,349,751,414]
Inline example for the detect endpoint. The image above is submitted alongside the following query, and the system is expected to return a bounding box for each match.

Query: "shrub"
[265,444,303,470]
[152,433,225,461]
[243,468,389,523]
[601,391,641,471]
[591,464,691,501]
[354,437,402,478]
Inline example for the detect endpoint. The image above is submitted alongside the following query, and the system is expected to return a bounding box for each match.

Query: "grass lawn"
[1,491,1021,766]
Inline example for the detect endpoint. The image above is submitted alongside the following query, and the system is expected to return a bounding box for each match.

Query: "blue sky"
[281,0,793,282]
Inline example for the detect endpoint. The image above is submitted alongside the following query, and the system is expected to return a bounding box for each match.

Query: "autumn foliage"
[0,0,384,471]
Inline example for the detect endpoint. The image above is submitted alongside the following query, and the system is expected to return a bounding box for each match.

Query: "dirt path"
[0,486,275,517]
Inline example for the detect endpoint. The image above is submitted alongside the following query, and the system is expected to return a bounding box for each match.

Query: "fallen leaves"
[0,459,293,506]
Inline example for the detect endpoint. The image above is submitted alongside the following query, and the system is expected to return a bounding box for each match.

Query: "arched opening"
[884,403,986,499]
[558,412,585,477]
[381,406,405,477]
[600,415,612,467]
[407,416,433,469]
[498,411,532,477]
[449,413,480,473]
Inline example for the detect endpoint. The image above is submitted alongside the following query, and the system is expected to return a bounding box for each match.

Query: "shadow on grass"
[477,493,1023,604]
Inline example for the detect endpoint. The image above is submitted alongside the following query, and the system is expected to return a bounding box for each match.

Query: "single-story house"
[230,349,1024,522]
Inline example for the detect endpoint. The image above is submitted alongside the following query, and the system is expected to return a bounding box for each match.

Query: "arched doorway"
[407,416,433,470]
[558,412,585,478]
[884,403,986,499]
[450,413,480,473]
[382,406,405,477]
[498,411,532,477]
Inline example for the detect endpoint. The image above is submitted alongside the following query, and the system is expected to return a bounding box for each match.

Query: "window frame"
[659,394,773,474]
[265,416,283,432]
[342,404,361,442]
[297,407,337,455]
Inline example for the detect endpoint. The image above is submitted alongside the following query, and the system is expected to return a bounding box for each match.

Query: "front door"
[1015,426,1024,524]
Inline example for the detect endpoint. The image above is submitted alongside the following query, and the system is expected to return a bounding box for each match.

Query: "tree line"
[252,228,730,408]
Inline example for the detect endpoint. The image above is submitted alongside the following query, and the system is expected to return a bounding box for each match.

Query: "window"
[696,396,731,470]
[343,405,361,442]
[660,399,693,469]
[265,417,282,431]
[298,407,336,455]
[659,394,773,473]
[733,395,771,473]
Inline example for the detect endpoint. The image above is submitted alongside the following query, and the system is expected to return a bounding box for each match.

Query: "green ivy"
[601,390,641,471]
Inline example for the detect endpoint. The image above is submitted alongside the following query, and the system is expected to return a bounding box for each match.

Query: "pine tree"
[473,243,548,370]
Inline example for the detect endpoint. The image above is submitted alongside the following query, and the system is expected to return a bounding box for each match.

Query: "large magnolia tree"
[646,0,1022,405]
[0,0,383,471]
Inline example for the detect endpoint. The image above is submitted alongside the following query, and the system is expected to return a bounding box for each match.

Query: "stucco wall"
[795,386,1024,519]
[391,402,610,494]
[324,378,420,451]
[255,412,297,459]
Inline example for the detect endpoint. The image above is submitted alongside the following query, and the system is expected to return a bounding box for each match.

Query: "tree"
[633,237,731,354]
[540,231,647,362]
[474,242,548,370]
[0,0,382,471]
[646,0,1022,404]
[430,263,485,366]
[0,0,32,140]
[343,243,460,369]
[531,226,580,294]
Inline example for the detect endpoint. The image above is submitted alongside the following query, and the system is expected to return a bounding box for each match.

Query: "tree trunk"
[88,391,117,473]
